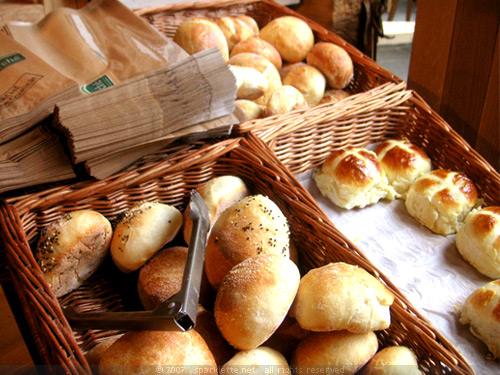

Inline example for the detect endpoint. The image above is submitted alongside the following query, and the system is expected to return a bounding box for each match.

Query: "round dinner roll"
[183,175,250,245]
[279,62,307,81]
[313,148,397,210]
[204,194,290,289]
[266,85,308,116]
[235,99,265,120]
[85,334,123,369]
[456,206,500,279]
[318,88,351,105]
[216,16,255,51]
[214,254,300,350]
[173,17,229,61]
[405,169,478,235]
[221,346,290,375]
[110,202,182,273]
[228,52,282,105]
[260,16,314,63]
[263,315,310,358]
[459,280,500,359]
[229,64,269,100]
[231,36,282,69]
[283,64,326,106]
[235,15,260,36]
[99,330,217,375]
[307,42,354,89]
[291,330,379,375]
[362,346,422,375]
[374,139,432,196]
[290,262,394,332]
[35,209,112,297]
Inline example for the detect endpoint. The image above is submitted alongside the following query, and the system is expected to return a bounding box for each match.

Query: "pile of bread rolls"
[172,14,353,120]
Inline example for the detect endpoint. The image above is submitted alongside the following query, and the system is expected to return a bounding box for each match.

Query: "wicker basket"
[1,131,475,375]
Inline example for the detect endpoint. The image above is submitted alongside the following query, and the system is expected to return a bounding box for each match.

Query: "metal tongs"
[64,190,210,331]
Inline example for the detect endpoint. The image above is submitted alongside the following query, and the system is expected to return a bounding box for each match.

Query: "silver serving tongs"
[64,190,210,331]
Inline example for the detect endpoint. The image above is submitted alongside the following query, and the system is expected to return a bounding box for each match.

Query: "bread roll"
[204,194,290,289]
[228,52,282,105]
[266,85,308,116]
[313,148,397,210]
[263,316,310,358]
[362,346,422,375]
[235,15,259,36]
[290,262,394,332]
[374,139,432,196]
[291,330,379,375]
[459,280,500,359]
[235,99,265,120]
[35,209,112,297]
[183,175,250,245]
[216,16,255,51]
[283,64,326,106]
[173,17,229,61]
[306,42,354,89]
[99,330,217,375]
[110,202,182,273]
[260,16,314,63]
[85,334,123,370]
[229,64,268,100]
[222,346,291,375]
[231,36,282,69]
[405,169,478,235]
[318,89,350,105]
[279,62,308,81]
[214,254,300,350]
[456,206,500,279]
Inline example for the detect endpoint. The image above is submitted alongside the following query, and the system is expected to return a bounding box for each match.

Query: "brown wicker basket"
[1,132,475,375]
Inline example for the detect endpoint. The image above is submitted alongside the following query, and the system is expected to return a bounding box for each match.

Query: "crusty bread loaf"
[173,17,229,61]
[291,330,379,375]
[35,209,112,297]
[228,52,282,105]
[235,99,265,120]
[459,280,500,359]
[259,16,314,63]
[231,36,282,69]
[204,194,290,289]
[214,254,300,350]
[456,206,500,278]
[405,169,478,235]
[318,89,350,105]
[290,262,394,332]
[374,139,432,196]
[266,85,308,116]
[282,64,326,106]
[183,175,250,245]
[216,16,255,51]
[229,64,269,100]
[99,330,217,375]
[110,202,182,273]
[306,42,354,89]
[313,148,397,210]
[362,346,422,375]
[222,346,291,375]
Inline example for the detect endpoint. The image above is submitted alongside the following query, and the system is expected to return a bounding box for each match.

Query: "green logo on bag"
[81,74,115,94]
[0,52,26,72]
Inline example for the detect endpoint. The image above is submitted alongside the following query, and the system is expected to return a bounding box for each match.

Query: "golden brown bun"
[291,330,379,375]
[313,148,397,210]
[260,16,314,63]
[99,330,217,375]
[235,99,266,120]
[173,17,229,61]
[459,280,500,359]
[290,262,394,332]
[456,206,500,279]
[362,346,422,375]
[110,202,182,273]
[374,139,432,196]
[405,169,478,235]
[279,62,308,81]
[35,209,112,297]
[318,89,351,105]
[263,316,310,358]
[216,16,255,51]
[266,85,308,116]
[228,52,282,105]
[204,194,290,289]
[283,64,326,106]
[222,346,291,375]
[214,254,300,350]
[183,175,250,245]
[235,15,260,36]
[229,64,268,100]
[85,334,123,369]
[306,42,354,89]
[231,36,283,69]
